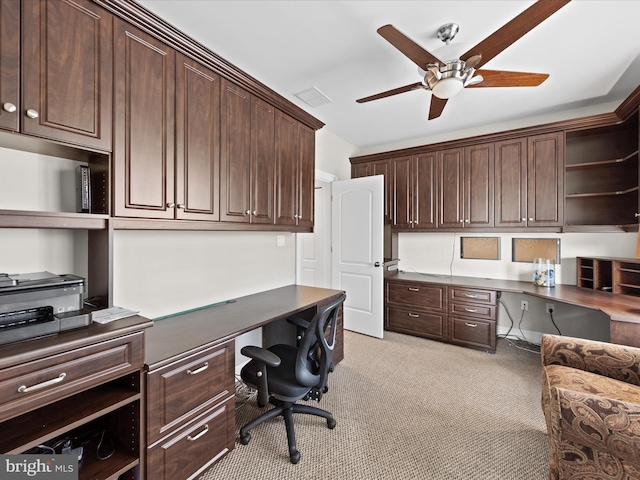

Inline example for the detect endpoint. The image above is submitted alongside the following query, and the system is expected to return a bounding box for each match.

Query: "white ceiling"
[136,0,640,154]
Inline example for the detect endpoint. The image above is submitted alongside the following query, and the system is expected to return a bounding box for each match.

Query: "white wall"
[315,128,356,180]
[397,231,638,343]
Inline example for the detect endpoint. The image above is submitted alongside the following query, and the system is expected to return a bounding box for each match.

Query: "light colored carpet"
[199,331,549,479]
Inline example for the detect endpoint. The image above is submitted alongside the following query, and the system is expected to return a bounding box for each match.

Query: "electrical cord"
[549,308,562,335]
[497,297,541,354]
[234,374,257,409]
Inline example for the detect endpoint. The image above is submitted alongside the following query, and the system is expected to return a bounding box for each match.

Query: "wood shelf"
[565,149,638,170]
[566,186,639,198]
[0,382,139,454]
[0,209,109,229]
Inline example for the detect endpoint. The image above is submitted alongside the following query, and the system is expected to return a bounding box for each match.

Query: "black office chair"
[239,293,346,464]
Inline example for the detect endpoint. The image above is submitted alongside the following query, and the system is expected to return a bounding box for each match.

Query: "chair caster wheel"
[240,433,251,445]
[290,450,300,464]
[327,418,336,429]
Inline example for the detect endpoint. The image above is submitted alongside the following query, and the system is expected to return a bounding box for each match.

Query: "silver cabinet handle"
[187,424,209,442]
[463,294,478,298]
[465,219,469,223]
[18,373,67,393]
[465,322,478,328]
[635,213,639,218]
[3,102,16,113]
[166,203,175,208]
[528,217,533,221]
[26,108,39,119]
[408,287,419,292]
[245,209,251,215]
[176,204,185,209]
[186,362,209,375]
[409,220,414,225]
[408,313,420,318]
[464,308,478,313]
[521,218,526,222]
[252,211,256,216]
[459,219,464,223]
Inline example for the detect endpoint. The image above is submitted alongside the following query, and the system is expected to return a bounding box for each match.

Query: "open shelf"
[578,257,640,298]
[0,381,139,454]
[0,209,109,229]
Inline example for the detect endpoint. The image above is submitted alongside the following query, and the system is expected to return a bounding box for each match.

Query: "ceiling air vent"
[294,87,332,108]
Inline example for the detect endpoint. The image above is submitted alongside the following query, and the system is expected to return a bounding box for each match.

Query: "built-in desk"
[142,284,345,480]
[386,272,640,349]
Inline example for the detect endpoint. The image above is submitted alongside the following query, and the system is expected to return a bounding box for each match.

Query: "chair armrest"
[287,315,310,329]
[552,386,640,467]
[241,346,281,367]
[541,334,640,386]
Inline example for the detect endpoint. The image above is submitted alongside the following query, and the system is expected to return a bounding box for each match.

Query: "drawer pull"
[463,294,479,298]
[465,322,478,328]
[408,287,420,292]
[464,308,478,313]
[186,362,209,375]
[18,372,67,393]
[187,424,209,442]
[408,313,420,318]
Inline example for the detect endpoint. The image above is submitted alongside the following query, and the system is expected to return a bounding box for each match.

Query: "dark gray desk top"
[144,284,344,370]
[386,272,640,325]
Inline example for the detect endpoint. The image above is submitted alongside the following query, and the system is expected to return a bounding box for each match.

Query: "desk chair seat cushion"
[241,344,317,403]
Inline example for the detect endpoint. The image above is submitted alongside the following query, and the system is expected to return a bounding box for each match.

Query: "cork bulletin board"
[512,238,560,263]
[460,237,500,260]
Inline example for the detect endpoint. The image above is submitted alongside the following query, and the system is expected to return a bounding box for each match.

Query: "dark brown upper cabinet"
[274,111,314,228]
[352,159,394,225]
[495,133,563,228]
[112,18,176,219]
[220,79,276,224]
[438,144,494,229]
[175,53,221,221]
[393,153,437,229]
[7,0,113,151]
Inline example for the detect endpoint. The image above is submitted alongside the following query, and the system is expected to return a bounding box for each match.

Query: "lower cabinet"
[145,340,235,480]
[385,279,497,352]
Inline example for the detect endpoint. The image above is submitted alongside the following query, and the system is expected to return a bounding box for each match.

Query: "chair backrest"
[295,293,346,390]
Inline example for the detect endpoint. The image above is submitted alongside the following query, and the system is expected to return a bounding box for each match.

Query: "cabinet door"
[414,153,437,229]
[352,162,369,178]
[495,138,527,227]
[438,148,464,228]
[297,122,315,228]
[175,54,220,221]
[392,156,413,228]
[527,132,564,227]
[113,19,175,218]
[0,0,19,132]
[371,159,393,225]
[250,97,275,224]
[274,110,298,226]
[22,0,112,151]
[220,79,251,222]
[464,143,494,228]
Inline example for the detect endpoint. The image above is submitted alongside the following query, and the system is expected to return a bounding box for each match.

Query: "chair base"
[239,400,336,464]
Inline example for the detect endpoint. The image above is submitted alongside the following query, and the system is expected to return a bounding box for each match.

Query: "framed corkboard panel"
[460,237,500,260]
[512,238,560,263]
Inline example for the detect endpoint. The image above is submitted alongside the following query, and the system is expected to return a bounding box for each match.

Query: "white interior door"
[331,176,384,338]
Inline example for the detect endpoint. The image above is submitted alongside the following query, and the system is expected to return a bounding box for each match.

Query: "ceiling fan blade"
[377,24,443,68]
[460,0,571,69]
[468,70,549,87]
[428,96,448,120]
[356,82,425,103]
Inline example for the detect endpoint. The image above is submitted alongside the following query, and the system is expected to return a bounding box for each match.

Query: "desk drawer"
[448,316,496,352]
[386,306,446,341]
[449,287,496,305]
[146,395,235,480]
[386,282,445,311]
[0,332,143,422]
[448,302,496,321]
[147,340,234,445]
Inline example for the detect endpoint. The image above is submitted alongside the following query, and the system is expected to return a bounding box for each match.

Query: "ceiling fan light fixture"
[431,76,464,99]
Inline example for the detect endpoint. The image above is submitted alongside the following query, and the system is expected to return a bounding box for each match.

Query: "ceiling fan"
[356,0,571,120]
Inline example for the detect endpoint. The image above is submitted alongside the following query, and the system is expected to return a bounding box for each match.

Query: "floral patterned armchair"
[541,334,640,480]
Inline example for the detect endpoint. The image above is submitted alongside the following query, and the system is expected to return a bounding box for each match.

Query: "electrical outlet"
[546,303,555,313]
[520,300,528,311]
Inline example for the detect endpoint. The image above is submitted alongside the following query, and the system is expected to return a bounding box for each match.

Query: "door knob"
[3,102,16,113]
[26,108,39,119]
[374,262,381,267]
